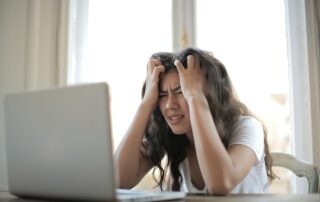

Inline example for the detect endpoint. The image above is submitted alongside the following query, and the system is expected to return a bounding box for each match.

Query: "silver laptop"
[3,82,185,201]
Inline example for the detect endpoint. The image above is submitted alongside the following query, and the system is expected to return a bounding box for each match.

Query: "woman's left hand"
[174,55,206,102]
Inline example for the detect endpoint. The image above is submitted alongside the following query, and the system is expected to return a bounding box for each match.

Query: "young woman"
[115,48,275,194]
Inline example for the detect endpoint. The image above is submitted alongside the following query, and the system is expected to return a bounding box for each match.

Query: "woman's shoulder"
[237,115,262,125]
[229,115,265,161]
[232,116,263,132]
[232,115,264,136]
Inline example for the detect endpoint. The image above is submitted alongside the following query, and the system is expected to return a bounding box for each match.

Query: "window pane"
[81,0,171,149]
[197,0,291,193]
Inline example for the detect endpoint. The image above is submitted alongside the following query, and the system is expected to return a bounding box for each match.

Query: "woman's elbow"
[117,178,136,189]
[207,178,234,195]
[117,170,137,189]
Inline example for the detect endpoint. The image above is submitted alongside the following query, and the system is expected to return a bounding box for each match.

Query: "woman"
[115,48,275,194]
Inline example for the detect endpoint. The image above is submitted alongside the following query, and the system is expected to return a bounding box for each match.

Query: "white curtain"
[67,0,89,84]
[24,0,69,89]
[0,0,69,191]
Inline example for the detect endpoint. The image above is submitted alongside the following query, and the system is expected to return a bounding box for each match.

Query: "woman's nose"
[166,94,178,109]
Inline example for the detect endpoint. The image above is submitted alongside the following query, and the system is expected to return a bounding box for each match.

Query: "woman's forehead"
[159,71,180,88]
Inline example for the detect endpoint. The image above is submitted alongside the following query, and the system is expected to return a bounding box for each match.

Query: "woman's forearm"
[114,102,154,188]
[187,96,236,194]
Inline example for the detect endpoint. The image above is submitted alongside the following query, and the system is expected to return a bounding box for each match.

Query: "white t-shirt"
[179,116,269,193]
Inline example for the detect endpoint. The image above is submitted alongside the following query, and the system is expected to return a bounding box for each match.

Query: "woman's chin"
[170,128,187,135]
[166,121,191,135]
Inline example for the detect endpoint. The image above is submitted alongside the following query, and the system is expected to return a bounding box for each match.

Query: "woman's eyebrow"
[159,85,181,93]
[173,86,181,92]
[159,86,181,93]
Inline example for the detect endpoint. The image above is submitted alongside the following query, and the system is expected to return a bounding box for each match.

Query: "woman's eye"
[176,91,183,95]
[159,94,167,98]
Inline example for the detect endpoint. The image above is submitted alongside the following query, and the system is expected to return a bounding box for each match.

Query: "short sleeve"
[228,116,265,165]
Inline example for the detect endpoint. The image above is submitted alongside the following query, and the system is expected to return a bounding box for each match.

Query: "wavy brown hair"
[141,47,275,191]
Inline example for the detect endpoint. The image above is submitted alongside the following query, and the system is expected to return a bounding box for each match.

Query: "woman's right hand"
[142,58,165,108]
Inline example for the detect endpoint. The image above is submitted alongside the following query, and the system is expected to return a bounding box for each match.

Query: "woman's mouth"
[168,115,184,125]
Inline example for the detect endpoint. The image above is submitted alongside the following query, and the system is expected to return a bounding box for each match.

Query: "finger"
[147,61,152,75]
[187,55,195,70]
[152,65,165,81]
[194,55,200,69]
[174,59,185,75]
[147,58,161,74]
[150,58,161,66]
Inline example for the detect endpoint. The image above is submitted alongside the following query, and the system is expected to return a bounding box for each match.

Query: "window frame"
[285,0,320,193]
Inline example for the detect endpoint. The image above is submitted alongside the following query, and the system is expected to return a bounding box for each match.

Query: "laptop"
[3,82,185,201]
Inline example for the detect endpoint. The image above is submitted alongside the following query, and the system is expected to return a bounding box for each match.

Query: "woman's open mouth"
[168,115,184,125]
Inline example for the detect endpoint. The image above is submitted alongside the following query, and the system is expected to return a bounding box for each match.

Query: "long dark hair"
[141,47,275,191]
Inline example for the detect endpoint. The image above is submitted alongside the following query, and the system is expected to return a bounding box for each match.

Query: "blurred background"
[1,0,319,193]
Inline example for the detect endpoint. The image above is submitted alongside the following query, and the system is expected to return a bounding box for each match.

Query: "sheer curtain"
[68,0,172,150]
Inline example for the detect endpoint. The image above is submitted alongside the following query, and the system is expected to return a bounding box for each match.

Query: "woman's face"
[158,70,191,135]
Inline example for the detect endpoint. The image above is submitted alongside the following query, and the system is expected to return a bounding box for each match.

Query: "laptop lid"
[4,82,116,201]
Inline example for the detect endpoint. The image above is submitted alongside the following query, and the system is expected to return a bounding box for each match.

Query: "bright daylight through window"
[197,0,290,192]
[75,0,291,192]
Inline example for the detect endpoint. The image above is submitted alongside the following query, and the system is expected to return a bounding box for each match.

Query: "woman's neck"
[186,131,195,149]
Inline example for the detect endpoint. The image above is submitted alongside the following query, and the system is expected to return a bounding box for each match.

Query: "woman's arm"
[114,59,165,188]
[175,56,257,195]
[188,95,256,194]
[115,102,154,188]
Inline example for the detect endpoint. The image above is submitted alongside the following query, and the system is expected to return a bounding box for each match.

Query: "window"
[197,0,290,192]
[70,0,172,149]
[71,0,293,192]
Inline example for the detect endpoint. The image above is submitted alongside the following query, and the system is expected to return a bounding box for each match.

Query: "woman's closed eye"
[159,86,182,98]
[174,86,183,96]
[159,91,168,98]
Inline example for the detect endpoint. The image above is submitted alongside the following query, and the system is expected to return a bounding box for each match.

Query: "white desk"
[186,194,320,202]
[1,191,320,202]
